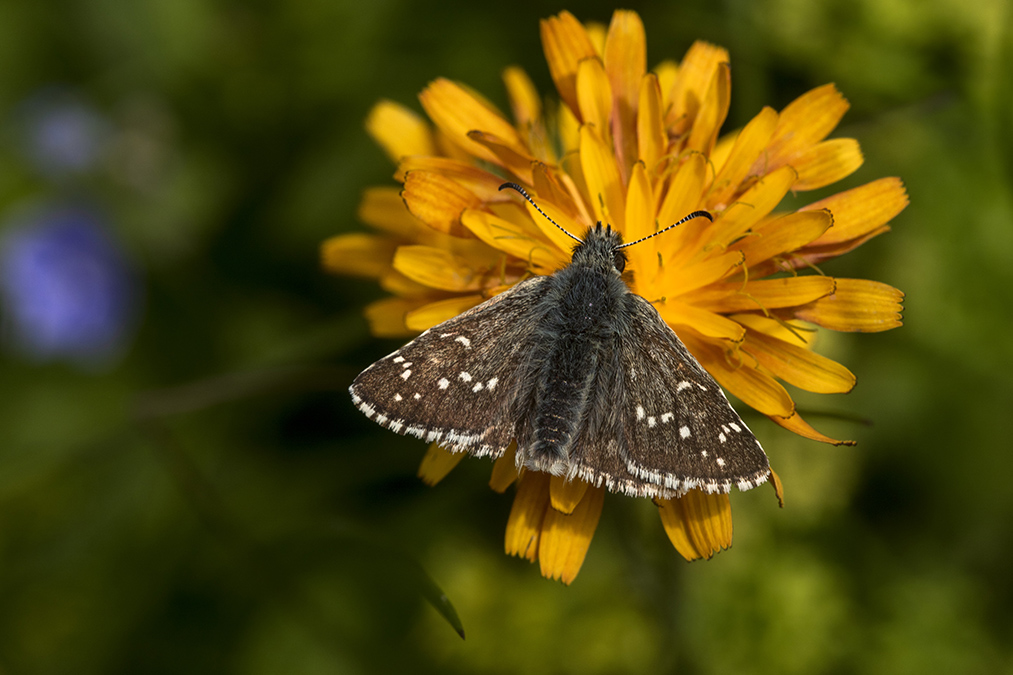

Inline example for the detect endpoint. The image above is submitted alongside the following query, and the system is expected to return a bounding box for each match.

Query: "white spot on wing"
[400,369,412,380]
[394,394,402,402]
[438,378,450,390]
[679,426,691,439]
[719,432,727,443]
[472,382,483,392]
[676,381,692,392]
[716,457,726,467]
[647,416,656,428]
[729,422,741,433]
[636,406,645,420]
[487,377,498,390]
[413,393,422,400]
[661,412,673,424]
[393,356,405,364]
[459,371,472,382]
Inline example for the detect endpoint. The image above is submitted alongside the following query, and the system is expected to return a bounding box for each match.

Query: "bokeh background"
[1,0,1011,673]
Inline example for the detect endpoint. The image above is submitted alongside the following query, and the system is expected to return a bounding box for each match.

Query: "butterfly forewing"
[349,276,550,458]
[615,295,770,494]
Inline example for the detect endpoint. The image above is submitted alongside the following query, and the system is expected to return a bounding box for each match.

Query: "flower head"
[327,10,905,583]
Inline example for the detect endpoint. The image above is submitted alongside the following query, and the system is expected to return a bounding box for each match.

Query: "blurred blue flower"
[13,88,110,176]
[0,205,140,368]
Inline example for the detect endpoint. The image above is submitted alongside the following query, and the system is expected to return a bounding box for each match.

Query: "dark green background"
[1,0,1011,672]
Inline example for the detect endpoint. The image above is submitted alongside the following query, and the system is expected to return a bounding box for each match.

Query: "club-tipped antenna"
[616,210,713,249]
[499,182,583,244]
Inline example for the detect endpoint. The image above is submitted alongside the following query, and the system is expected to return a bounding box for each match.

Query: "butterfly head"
[572,222,627,274]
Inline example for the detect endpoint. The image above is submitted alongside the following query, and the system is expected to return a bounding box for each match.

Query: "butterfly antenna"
[499,182,583,244]
[616,210,713,249]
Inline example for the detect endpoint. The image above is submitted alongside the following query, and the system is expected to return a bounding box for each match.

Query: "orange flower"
[325,10,905,583]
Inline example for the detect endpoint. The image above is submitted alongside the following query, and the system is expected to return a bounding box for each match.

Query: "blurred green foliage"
[0,0,1011,673]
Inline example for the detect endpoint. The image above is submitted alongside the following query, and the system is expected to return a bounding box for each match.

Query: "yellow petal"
[655,153,708,274]
[357,186,423,238]
[419,78,526,164]
[732,312,815,348]
[503,66,554,163]
[466,130,536,184]
[792,278,904,332]
[461,208,566,272]
[708,165,797,248]
[667,41,729,134]
[708,106,778,207]
[729,210,834,268]
[539,484,605,585]
[576,57,613,145]
[624,161,656,276]
[364,296,428,338]
[790,138,864,191]
[792,225,892,268]
[505,471,551,561]
[743,329,856,394]
[404,294,483,332]
[657,497,702,561]
[365,100,436,163]
[666,250,744,296]
[395,156,505,201]
[681,490,733,559]
[532,162,587,225]
[653,59,679,108]
[766,83,850,167]
[402,171,481,238]
[393,245,487,292]
[686,62,730,157]
[379,269,431,298]
[580,124,626,231]
[681,276,837,313]
[682,333,795,417]
[549,476,589,515]
[418,443,466,486]
[657,301,746,342]
[540,10,599,118]
[770,467,785,507]
[802,177,909,245]
[321,234,396,278]
[636,73,667,174]
[769,410,856,446]
[489,444,519,493]
[517,195,584,257]
[604,9,646,179]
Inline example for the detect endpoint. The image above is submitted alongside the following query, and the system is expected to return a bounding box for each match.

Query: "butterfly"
[349,183,770,499]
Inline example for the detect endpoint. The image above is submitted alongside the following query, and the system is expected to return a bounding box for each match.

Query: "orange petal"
[686,62,731,156]
[505,471,551,561]
[538,484,605,584]
[637,73,667,174]
[540,10,599,118]
[791,279,904,332]
[402,171,481,238]
[743,329,856,394]
[802,177,909,245]
[682,276,837,313]
[729,209,834,268]
[580,124,626,230]
[792,225,892,268]
[682,333,795,417]
[461,208,566,272]
[603,9,646,180]
[321,234,396,278]
[708,106,778,207]
[549,476,590,515]
[769,410,856,446]
[576,57,613,144]
[466,130,536,184]
[532,163,585,224]
[418,443,466,486]
[395,156,505,201]
[681,490,733,559]
[709,165,797,248]
[489,444,519,493]
[357,186,423,238]
[667,41,729,135]
[766,83,850,168]
[363,296,428,338]
[419,78,526,164]
[365,100,436,163]
[404,294,483,332]
[790,138,864,191]
[658,301,746,342]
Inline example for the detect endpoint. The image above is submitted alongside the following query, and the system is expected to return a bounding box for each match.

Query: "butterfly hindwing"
[349,276,550,458]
